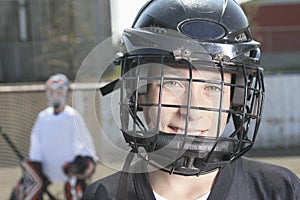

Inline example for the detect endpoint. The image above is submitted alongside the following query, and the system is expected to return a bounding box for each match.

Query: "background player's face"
[46,86,68,108]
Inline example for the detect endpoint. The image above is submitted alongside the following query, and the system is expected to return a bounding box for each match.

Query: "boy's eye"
[204,85,223,96]
[206,85,221,92]
[162,80,186,95]
[163,80,183,88]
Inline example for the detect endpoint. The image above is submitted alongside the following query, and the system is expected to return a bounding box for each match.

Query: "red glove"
[63,156,95,180]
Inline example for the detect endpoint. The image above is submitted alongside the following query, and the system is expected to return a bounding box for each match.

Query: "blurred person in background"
[28,73,97,199]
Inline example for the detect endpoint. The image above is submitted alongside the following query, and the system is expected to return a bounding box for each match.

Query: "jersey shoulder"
[212,157,300,200]
[240,156,298,179]
[237,157,300,198]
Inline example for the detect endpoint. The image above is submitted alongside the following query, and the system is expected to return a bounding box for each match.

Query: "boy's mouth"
[168,126,208,136]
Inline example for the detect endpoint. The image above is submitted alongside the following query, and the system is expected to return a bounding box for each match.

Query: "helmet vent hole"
[234,32,248,42]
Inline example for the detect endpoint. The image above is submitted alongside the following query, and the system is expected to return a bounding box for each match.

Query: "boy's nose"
[179,86,209,121]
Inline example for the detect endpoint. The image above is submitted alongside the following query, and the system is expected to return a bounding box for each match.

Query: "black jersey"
[82,157,300,200]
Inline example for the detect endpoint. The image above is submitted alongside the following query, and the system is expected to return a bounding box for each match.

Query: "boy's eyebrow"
[164,68,185,77]
[146,65,230,82]
[147,66,184,77]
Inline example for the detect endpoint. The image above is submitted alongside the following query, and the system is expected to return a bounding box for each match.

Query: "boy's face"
[140,66,231,138]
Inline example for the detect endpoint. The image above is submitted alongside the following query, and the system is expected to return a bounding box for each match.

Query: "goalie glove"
[10,161,53,200]
[63,155,95,180]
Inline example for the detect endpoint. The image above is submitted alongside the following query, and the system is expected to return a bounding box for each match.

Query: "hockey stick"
[0,126,56,200]
[0,126,24,161]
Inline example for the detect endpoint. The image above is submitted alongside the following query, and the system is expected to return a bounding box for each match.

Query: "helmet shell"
[133,0,251,43]
[46,73,70,89]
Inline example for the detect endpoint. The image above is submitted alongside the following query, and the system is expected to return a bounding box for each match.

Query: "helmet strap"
[116,150,135,200]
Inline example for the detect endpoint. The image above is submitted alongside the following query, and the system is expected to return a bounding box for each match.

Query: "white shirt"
[153,191,210,200]
[29,105,96,183]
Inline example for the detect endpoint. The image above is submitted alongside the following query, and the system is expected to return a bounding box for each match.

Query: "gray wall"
[0,0,111,83]
[256,73,300,148]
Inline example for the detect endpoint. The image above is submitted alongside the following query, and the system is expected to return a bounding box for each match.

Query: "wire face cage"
[119,50,264,175]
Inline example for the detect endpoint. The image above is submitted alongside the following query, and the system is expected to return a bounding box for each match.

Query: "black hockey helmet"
[102,0,265,176]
